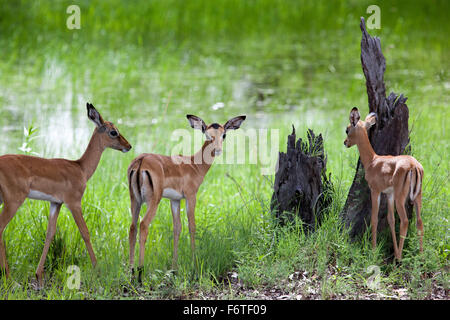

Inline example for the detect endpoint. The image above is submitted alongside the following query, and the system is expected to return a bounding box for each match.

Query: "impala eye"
[222,133,226,140]
[346,128,349,135]
[110,130,118,137]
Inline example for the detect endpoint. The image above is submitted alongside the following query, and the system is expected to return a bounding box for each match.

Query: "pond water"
[0,1,448,179]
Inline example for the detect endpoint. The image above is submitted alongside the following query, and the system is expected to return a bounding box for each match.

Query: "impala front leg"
[186,197,197,258]
[370,190,381,250]
[170,200,182,269]
[36,202,62,288]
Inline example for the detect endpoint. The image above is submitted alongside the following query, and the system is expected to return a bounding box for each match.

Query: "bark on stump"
[341,18,413,238]
[270,127,332,231]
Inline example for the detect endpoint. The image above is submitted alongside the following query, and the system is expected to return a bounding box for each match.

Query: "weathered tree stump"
[270,127,332,231]
[341,18,413,238]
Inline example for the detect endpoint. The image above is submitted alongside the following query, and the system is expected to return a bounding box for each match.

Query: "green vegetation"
[0,0,448,299]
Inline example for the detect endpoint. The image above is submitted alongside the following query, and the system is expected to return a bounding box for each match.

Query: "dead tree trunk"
[341,18,413,238]
[270,127,332,231]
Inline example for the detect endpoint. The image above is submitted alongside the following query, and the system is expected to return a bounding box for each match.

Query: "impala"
[344,107,424,260]
[0,103,131,287]
[128,114,245,280]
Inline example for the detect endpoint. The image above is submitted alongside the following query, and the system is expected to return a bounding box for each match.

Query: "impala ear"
[186,114,207,133]
[364,112,377,129]
[349,107,360,127]
[224,115,246,131]
[87,103,105,127]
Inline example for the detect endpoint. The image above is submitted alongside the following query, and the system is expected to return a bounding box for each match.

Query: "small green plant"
[18,124,40,156]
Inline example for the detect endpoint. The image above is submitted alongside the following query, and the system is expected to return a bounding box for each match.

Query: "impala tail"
[128,159,143,203]
[409,167,422,202]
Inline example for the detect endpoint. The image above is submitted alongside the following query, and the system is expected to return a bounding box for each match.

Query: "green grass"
[0,0,448,299]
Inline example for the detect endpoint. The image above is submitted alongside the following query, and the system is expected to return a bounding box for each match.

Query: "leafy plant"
[18,124,40,156]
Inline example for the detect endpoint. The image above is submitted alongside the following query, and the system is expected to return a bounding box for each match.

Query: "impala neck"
[191,139,214,177]
[356,128,376,168]
[78,130,105,180]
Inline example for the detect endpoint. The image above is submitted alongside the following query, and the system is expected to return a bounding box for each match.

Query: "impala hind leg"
[386,194,400,259]
[66,203,97,267]
[35,202,62,288]
[129,196,142,272]
[138,197,161,283]
[395,198,409,261]
[0,196,26,277]
[414,192,424,252]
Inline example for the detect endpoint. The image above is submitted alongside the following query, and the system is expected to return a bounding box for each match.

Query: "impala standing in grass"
[344,107,424,261]
[0,103,132,288]
[128,114,245,281]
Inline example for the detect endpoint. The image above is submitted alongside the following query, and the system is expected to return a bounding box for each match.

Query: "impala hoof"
[30,278,44,291]
[137,266,144,284]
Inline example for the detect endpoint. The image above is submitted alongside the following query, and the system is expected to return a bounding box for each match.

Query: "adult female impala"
[344,107,424,261]
[0,103,131,287]
[128,114,245,280]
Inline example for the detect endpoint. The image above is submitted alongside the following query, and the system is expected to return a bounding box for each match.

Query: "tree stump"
[340,18,413,238]
[270,127,332,231]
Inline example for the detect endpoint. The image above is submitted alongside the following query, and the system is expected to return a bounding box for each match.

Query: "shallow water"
[0,1,448,174]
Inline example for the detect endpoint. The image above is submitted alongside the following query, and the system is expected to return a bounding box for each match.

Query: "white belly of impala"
[28,190,62,204]
[162,188,184,200]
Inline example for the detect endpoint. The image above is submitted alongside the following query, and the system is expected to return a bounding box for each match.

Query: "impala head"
[344,107,377,148]
[87,103,132,153]
[186,114,246,156]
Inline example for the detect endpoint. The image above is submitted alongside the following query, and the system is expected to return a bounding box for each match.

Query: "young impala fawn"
[128,114,245,280]
[344,107,424,260]
[0,103,131,287]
